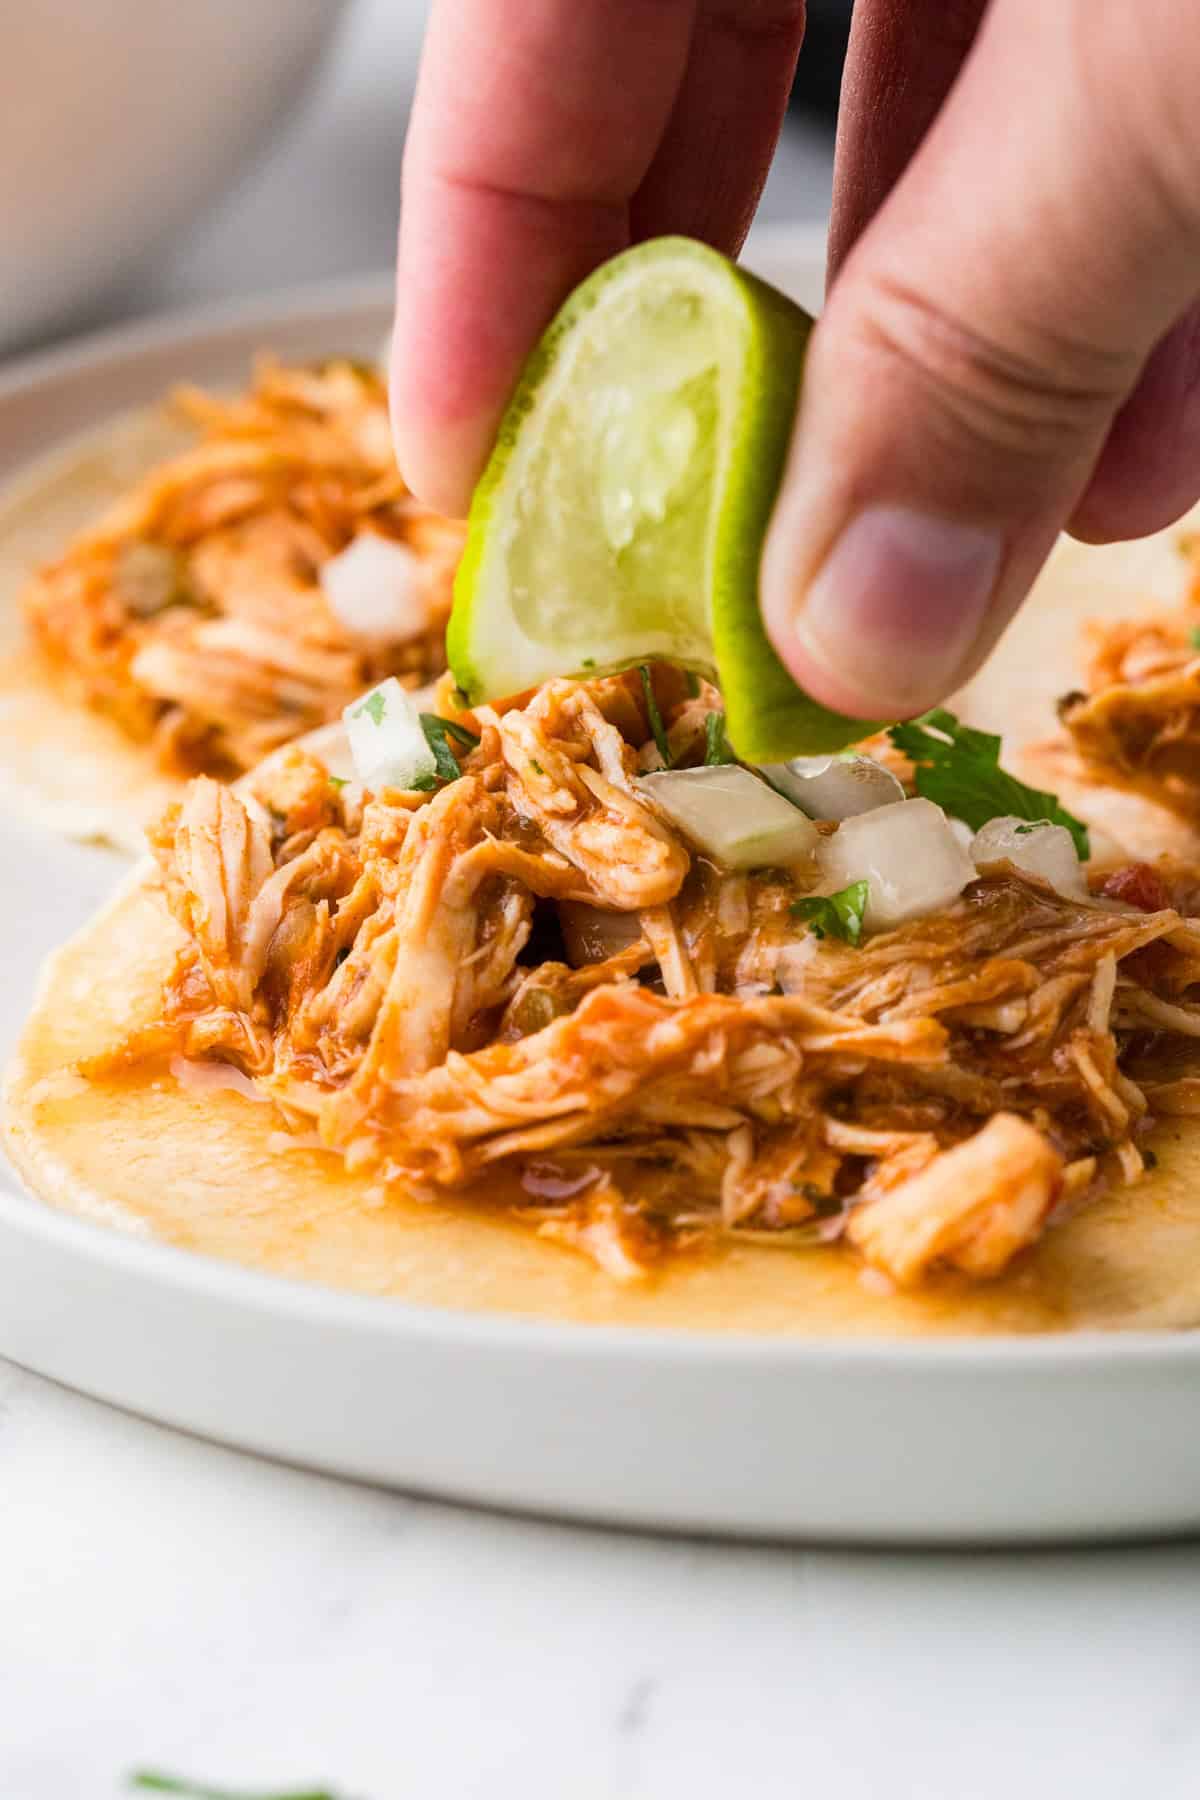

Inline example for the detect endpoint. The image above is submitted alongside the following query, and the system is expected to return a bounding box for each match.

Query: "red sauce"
[1100,863,1171,913]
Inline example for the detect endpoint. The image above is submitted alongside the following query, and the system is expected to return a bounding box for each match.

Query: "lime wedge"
[448,236,876,760]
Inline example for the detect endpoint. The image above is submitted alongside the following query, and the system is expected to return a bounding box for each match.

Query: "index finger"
[392,0,697,516]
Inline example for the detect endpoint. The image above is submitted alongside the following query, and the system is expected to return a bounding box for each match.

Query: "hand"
[391,0,806,513]
[393,1,1200,721]
[761,0,1200,718]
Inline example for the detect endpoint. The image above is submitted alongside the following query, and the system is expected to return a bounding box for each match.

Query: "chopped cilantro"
[529,758,545,776]
[419,713,478,783]
[328,775,348,791]
[410,769,438,793]
[888,708,1090,860]
[684,670,701,698]
[703,711,737,765]
[1013,822,1036,836]
[790,880,870,945]
[1189,625,1200,651]
[639,665,671,767]
[580,656,596,670]
[355,690,387,728]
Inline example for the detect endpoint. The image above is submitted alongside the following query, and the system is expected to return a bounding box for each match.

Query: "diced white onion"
[970,815,1086,897]
[559,901,645,966]
[637,766,820,869]
[320,534,429,642]
[760,752,904,820]
[170,1055,268,1103]
[818,797,975,931]
[343,678,436,791]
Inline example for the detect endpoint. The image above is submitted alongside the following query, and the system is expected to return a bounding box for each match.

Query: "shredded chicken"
[1056,536,1200,820]
[25,357,464,774]
[846,1114,1063,1286]
[90,669,1200,1289]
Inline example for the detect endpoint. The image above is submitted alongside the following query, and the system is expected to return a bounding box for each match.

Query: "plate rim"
[0,218,831,409]
[4,1178,1199,1372]
[0,270,398,407]
[3,224,1199,1376]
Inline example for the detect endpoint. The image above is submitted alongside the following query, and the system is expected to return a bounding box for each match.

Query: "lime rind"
[448,236,878,758]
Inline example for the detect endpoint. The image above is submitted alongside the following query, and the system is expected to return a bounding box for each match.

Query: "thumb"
[762,0,1200,720]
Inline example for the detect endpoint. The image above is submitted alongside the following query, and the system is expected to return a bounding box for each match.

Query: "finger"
[828,0,987,278]
[393,0,696,516]
[761,0,1200,721]
[631,0,806,252]
[1069,300,1200,543]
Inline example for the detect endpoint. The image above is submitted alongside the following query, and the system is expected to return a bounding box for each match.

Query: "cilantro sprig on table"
[790,880,870,946]
[887,709,1090,860]
[131,1775,351,1800]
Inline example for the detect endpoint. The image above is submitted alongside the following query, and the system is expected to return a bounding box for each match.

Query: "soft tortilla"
[1,402,1193,866]
[0,408,194,853]
[8,851,1200,1336]
[956,501,1200,863]
[7,492,1200,1330]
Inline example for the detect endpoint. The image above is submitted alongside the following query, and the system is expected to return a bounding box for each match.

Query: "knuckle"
[842,270,1138,465]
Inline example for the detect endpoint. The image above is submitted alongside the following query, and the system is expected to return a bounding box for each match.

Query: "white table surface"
[5,4,1200,1795]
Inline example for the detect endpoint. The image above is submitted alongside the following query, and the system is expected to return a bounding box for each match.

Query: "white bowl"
[0,0,347,352]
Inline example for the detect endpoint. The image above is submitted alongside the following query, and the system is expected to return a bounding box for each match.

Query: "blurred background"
[1,0,853,355]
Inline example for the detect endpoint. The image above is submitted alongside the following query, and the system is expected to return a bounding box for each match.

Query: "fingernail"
[792,506,1003,715]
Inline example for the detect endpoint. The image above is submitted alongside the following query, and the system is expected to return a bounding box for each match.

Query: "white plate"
[2,229,1200,1546]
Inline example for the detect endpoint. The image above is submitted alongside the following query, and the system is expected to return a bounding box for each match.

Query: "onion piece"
[818,797,975,931]
[761,752,903,819]
[320,534,429,642]
[559,902,645,967]
[970,815,1086,897]
[637,766,819,869]
[170,1055,268,1103]
[343,678,437,791]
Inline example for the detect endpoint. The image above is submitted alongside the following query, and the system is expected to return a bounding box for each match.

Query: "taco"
[0,357,463,851]
[957,503,1200,865]
[9,643,1200,1338]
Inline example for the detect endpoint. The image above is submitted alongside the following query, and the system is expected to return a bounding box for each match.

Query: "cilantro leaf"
[1189,625,1200,651]
[703,711,737,765]
[410,769,438,793]
[790,880,870,945]
[888,708,1090,860]
[328,774,348,791]
[437,715,481,750]
[419,713,478,783]
[639,665,671,767]
[354,690,386,728]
